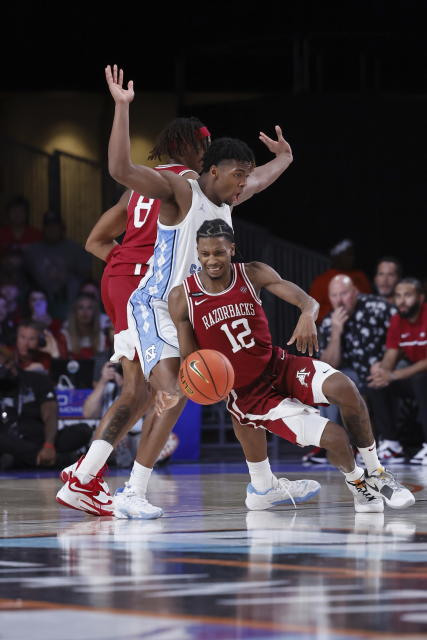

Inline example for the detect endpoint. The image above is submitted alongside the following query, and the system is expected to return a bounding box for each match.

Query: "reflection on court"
[1,461,426,639]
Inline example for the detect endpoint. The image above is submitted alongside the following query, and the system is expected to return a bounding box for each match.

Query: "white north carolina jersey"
[137,179,232,301]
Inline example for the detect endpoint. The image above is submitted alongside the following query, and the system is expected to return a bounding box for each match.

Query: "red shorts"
[226,347,337,447]
[101,266,144,361]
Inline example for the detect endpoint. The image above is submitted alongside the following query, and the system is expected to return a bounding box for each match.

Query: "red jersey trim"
[194,264,237,297]
[239,264,262,305]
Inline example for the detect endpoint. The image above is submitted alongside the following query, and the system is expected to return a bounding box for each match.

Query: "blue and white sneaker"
[113,483,164,519]
[245,477,321,510]
[364,467,415,509]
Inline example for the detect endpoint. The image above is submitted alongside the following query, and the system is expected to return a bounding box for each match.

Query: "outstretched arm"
[235,126,293,206]
[85,190,130,261]
[246,261,319,355]
[105,65,175,200]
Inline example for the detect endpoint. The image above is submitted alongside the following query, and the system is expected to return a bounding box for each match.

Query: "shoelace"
[352,479,377,502]
[277,478,296,509]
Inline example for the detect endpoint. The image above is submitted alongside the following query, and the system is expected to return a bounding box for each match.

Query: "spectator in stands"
[0,280,21,325]
[0,196,42,256]
[309,238,372,324]
[0,249,31,305]
[0,295,16,346]
[303,274,394,464]
[373,256,402,305]
[14,320,60,373]
[0,346,91,471]
[367,278,427,465]
[24,211,92,321]
[60,293,109,360]
[78,278,111,332]
[24,288,64,340]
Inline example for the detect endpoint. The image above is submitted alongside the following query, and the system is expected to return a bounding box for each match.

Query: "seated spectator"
[303,274,394,464]
[373,256,402,305]
[24,211,92,321]
[78,278,111,332]
[0,346,92,470]
[14,320,60,373]
[367,278,427,465]
[0,249,31,305]
[60,293,110,360]
[23,288,64,338]
[309,238,372,324]
[0,196,42,256]
[0,295,16,347]
[0,280,22,326]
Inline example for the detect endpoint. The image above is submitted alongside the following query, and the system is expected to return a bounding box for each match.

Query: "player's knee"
[322,371,359,407]
[320,420,350,452]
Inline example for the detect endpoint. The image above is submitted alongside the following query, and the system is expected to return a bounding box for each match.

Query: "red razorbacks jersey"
[386,302,427,363]
[107,164,194,276]
[183,263,273,388]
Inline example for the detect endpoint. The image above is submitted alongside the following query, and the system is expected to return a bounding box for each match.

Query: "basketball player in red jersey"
[57,65,296,518]
[165,219,415,512]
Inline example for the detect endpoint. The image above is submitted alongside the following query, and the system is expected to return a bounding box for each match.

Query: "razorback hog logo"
[296,367,310,387]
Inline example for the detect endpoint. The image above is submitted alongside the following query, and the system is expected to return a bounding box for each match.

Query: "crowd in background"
[1,195,426,471]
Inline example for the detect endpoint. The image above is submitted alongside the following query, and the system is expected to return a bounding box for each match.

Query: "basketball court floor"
[1,460,426,639]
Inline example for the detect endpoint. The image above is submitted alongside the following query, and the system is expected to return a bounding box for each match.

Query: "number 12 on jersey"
[220,318,255,353]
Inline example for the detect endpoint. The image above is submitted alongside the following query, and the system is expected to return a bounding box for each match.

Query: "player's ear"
[230,243,236,257]
[210,165,218,178]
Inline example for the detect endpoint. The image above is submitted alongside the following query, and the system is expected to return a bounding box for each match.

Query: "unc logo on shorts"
[145,345,156,363]
[189,263,202,275]
[296,367,310,387]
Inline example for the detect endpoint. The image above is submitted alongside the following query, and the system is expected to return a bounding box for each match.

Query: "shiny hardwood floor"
[1,461,426,639]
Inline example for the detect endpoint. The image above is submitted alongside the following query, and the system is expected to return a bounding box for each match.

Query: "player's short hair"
[375,256,403,278]
[148,117,210,161]
[396,277,423,294]
[202,137,255,173]
[197,219,235,244]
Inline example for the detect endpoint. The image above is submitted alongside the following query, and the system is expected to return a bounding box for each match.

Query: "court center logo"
[296,367,310,387]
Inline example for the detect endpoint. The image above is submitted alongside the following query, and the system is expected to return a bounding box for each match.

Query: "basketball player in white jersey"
[57,65,307,519]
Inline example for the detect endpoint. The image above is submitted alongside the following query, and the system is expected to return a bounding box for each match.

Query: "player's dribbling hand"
[259,125,293,160]
[287,314,319,356]
[105,64,134,104]
[154,390,180,416]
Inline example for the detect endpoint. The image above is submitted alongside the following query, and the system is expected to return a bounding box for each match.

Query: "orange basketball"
[179,349,235,405]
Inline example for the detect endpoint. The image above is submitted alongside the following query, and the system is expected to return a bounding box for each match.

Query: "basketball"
[179,349,235,405]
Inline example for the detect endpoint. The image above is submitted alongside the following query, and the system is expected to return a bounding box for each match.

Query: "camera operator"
[0,346,91,470]
[14,321,60,373]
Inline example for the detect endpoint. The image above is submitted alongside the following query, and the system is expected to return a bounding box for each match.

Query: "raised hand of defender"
[259,125,292,158]
[105,64,134,104]
[287,313,319,356]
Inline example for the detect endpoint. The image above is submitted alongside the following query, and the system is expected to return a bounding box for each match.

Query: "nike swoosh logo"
[368,446,376,451]
[194,299,207,306]
[189,359,209,383]
[69,483,94,494]
[322,369,330,374]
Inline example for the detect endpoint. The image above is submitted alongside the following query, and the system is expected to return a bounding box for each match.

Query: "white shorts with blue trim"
[128,290,179,379]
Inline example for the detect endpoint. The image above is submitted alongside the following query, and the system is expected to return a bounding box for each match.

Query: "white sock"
[128,461,152,497]
[246,458,275,492]
[75,440,113,484]
[343,465,365,483]
[382,439,402,450]
[358,442,383,475]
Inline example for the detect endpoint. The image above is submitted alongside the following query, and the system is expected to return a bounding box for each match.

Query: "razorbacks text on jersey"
[106,164,194,277]
[183,263,273,388]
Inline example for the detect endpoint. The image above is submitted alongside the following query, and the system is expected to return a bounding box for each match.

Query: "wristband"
[43,442,55,449]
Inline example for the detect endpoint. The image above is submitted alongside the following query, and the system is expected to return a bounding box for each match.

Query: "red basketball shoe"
[56,470,113,516]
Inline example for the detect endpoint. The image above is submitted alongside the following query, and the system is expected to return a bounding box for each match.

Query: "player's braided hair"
[148,117,210,161]
[202,137,255,173]
[197,219,235,243]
